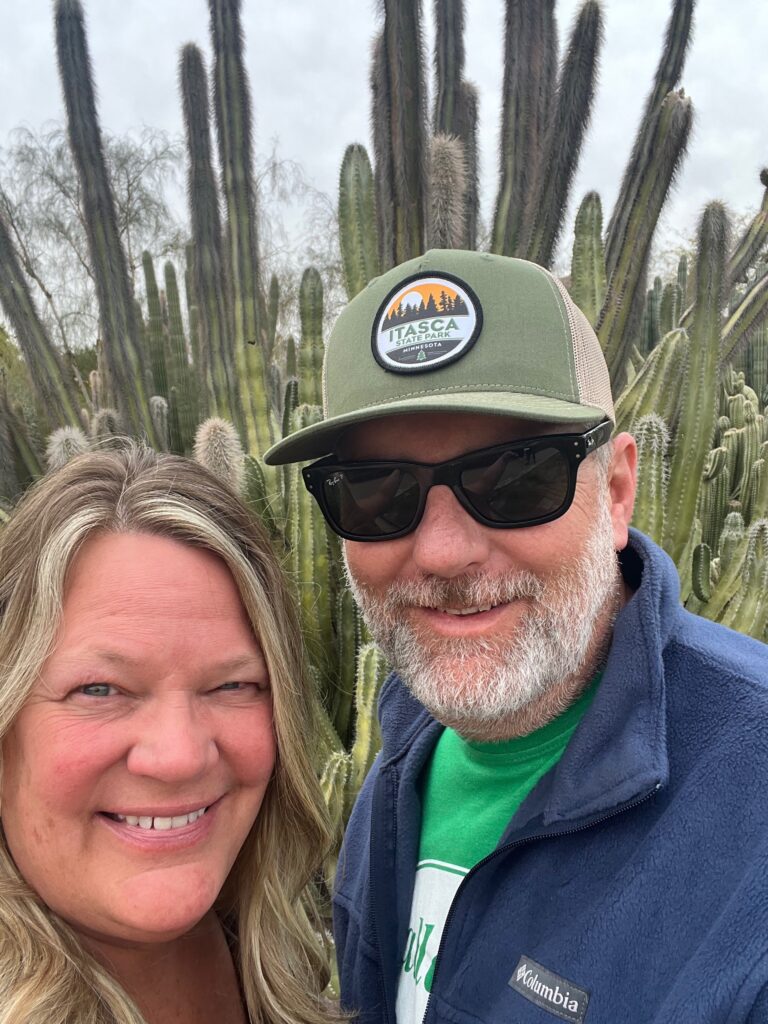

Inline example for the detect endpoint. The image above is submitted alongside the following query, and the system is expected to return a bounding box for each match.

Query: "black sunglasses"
[302,419,613,542]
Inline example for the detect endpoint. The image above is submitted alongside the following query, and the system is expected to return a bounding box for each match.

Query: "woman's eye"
[78,683,117,698]
[214,681,268,695]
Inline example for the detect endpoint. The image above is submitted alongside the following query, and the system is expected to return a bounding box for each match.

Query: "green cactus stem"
[334,587,361,751]
[721,519,768,640]
[377,0,428,266]
[286,404,336,707]
[631,414,669,544]
[659,281,682,336]
[142,252,169,399]
[492,0,557,257]
[615,328,687,435]
[598,90,693,390]
[208,0,272,454]
[570,192,606,327]
[663,203,730,564]
[338,144,381,301]
[604,0,695,278]
[690,542,712,604]
[347,642,387,816]
[720,270,768,363]
[0,207,83,430]
[524,0,604,269]
[298,269,324,409]
[179,42,239,434]
[728,169,768,288]
[54,0,157,445]
[164,261,199,454]
[697,446,730,552]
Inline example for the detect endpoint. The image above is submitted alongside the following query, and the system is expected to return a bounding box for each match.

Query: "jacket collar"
[376,528,677,828]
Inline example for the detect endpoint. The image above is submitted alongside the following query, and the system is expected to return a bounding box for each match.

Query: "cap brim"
[264,391,609,465]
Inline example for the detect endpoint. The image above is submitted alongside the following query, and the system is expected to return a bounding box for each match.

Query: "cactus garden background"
[1,0,768,843]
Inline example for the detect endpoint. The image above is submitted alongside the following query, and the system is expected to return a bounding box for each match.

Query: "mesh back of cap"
[552,276,615,423]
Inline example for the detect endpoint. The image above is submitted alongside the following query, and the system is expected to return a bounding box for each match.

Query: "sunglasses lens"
[460,445,570,524]
[321,466,421,538]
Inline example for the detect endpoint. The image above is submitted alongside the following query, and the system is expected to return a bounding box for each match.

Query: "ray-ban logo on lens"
[371,272,482,374]
[509,955,590,1023]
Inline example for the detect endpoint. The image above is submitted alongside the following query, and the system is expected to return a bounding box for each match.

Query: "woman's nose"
[125,696,219,782]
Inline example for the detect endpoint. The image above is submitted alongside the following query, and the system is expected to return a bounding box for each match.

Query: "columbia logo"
[509,955,590,1023]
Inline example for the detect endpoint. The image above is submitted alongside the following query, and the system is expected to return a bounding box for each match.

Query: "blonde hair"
[0,444,336,1024]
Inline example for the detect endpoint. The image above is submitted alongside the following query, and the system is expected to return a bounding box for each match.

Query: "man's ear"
[607,432,637,551]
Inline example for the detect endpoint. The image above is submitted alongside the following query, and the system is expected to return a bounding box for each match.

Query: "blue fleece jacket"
[333,529,768,1024]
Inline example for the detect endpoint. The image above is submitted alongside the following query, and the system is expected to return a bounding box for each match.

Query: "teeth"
[112,807,207,830]
[440,604,493,616]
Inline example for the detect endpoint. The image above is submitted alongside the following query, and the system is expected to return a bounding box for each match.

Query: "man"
[266,250,768,1024]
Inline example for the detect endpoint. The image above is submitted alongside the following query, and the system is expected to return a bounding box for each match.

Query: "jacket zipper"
[420,783,662,1024]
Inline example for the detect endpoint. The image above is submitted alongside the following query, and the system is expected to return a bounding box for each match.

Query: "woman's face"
[0,531,276,947]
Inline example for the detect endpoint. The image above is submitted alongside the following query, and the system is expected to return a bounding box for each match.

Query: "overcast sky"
[2,0,767,271]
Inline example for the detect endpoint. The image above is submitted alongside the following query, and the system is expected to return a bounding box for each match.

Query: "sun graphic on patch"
[372,273,482,373]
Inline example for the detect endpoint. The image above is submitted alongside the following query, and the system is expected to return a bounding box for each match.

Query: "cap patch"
[372,272,482,373]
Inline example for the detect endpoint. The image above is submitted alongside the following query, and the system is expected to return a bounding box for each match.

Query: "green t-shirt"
[396,675,601,1024]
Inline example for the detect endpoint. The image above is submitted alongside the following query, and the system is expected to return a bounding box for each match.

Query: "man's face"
[342,412,636,740]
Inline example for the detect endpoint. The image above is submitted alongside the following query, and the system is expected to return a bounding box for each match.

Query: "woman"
[0,443,337,1024]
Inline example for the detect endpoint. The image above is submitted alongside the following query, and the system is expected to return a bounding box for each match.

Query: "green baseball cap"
[264,249,614,465]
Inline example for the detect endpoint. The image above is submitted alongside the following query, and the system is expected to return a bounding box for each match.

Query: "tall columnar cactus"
[615,327,688,434]
[298,269,325,409]
[347,643,387,816]
[663,202,730,564]
[0,207,82,429]
[523,0,604,269]
[698,446,730,552]
[570,192,607,327]
[604,0,695,278]
[492,0,557,257]
[373,0,428,267]
[54,0,158,445]
[285,404,336,710]
[632,414,669,543]
[598,90,693,389]
[142,252,169,399]
[208,0,272,454]
[427,134,468,249]
[432,0,479,249]
[179,43,237,431]
[164,261,200,454]
[338,144,381,300]
[728,169,768,288]
[720,271,768,362]
[720,520,768,640]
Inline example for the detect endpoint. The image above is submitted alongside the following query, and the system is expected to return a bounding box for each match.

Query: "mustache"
[353,571,546,612]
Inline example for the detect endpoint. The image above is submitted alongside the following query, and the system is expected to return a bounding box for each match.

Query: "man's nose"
[410,484,492,578]
[126,696,219,782]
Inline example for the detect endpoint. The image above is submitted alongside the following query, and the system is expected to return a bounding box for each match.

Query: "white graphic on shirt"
[395,859,467,1024]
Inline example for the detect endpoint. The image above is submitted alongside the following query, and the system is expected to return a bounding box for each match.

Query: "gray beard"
[345,498,621,734]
